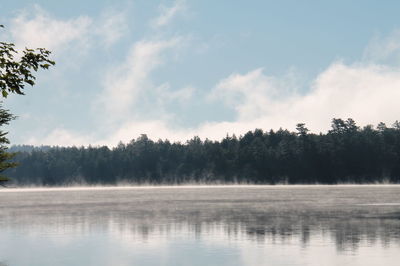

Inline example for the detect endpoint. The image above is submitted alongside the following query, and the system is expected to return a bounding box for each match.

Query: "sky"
[2,0,400,146]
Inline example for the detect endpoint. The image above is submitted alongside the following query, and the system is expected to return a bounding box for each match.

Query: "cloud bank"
[89,60,400,146]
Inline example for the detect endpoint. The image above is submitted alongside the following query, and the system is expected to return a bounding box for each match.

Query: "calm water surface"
[0,185,399,266]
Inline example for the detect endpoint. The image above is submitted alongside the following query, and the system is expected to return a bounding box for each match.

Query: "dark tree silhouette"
[5,118,400,186]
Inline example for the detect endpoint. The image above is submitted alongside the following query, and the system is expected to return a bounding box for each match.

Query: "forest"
[4,118,400,186]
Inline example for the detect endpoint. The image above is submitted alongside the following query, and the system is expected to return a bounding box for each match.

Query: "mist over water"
[0,185,399,266]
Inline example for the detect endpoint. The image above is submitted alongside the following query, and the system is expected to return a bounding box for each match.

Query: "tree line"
[4,118,400,186]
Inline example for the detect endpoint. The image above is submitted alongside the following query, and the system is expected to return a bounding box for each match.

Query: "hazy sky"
[2,0,400,146]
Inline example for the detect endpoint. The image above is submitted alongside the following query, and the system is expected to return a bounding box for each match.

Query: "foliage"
[6,118,400,185]
[0,25,55,97]
[0,106,16,182]
[0,25,54,183]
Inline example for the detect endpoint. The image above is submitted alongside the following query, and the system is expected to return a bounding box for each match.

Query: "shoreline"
[1,183,400,193]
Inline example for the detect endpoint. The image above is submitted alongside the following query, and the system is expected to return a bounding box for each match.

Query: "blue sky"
[2,0,400,146]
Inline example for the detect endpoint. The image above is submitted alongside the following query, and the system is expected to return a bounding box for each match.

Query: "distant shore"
[1,183,400,193]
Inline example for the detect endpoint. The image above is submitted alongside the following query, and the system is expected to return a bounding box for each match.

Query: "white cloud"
[95,60,400,146]
[96,10,129,47]
[26,128,92,147]
[155,83,195,104]
[92,120,240,145]
[10,6,92,54]
[96,38,181,119]
[8,5,129,57]
[151,0,186,28]
[211,68,299,120]
[363,30,400,64]
[210,62,400,133]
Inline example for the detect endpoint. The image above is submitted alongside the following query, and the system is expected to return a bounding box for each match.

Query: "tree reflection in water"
[0,186,400,253]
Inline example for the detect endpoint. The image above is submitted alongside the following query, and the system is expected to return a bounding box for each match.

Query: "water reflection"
[104,216,400,252]
[0,186,400,266]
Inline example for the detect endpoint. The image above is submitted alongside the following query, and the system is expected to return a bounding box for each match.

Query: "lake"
[0,185,399,266]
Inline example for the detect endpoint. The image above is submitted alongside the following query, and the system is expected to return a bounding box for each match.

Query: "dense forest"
[4,118,400,186]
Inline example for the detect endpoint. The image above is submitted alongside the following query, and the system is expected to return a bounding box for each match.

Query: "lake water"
[0,185,399,266]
